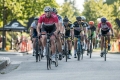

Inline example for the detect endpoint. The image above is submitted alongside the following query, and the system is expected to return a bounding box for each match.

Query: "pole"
[2,0,5,50]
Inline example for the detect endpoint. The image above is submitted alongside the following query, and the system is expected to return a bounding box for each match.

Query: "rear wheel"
[35,39,39,62]
[65,42,68,62]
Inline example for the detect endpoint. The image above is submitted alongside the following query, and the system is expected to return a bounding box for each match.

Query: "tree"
[58,0,80,22]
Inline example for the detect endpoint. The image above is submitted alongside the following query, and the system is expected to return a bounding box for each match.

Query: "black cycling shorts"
[65,30,70,37]
[101,29,110,36]
[74,29,80,36]
[41,24,56,34]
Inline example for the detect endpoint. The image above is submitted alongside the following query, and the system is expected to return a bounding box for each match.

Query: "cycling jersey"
[98,22,112,31]
[87,26,96,38]
[38,13,58,33]
[31,21,37,29]
[31,21,37,38]
[81,22,89,27]
[57,14,62,23]
[73,21,84,35]
[63,23,73,36]
[38,13,58,26]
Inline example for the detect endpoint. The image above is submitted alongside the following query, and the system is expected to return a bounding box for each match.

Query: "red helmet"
[89,21,94,25]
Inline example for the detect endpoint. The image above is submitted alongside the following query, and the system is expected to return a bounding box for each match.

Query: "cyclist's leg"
[32,31,37,55]
[74,30,80,58]
[87,39,90,55]
[84,27,88,50]
[80,31,85,49]
[41,27,47,56]
[67,37,72,59]
[107,30,111,50]
[101,30,105,54]
[50,34,56,62]
[56,33,62,59]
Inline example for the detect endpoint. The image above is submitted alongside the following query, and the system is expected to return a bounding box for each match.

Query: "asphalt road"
[0,51,120,80]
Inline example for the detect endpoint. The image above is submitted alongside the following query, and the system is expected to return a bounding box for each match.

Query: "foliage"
[82,0,120,37]
[0,0,58,47]
[58,0,81,22]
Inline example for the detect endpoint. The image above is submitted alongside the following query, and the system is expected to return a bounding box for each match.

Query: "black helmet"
[34,17,39,20]
[76,16,81,21]
[51,7,57,13]
[63,16,69,22]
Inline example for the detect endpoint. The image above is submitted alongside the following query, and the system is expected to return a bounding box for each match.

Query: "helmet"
[34,17,39,20]
[63,16,69,22]
[76,16,81,21]
[44,6,51,12]
[89,21,94,25]
[81,16,86,21]
[101,17,107,23]
[51,7,57,13]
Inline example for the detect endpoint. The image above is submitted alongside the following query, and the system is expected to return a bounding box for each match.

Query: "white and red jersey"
[98,22,112,31]
[38,13,58,26]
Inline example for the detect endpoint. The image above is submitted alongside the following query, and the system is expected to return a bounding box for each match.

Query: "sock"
[74,50,76,54]
[69,50,71,54]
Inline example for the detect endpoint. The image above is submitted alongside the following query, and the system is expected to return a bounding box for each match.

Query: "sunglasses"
[45,11,50,13]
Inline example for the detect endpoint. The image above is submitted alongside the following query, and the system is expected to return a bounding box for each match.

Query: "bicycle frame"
[75,35,83,61]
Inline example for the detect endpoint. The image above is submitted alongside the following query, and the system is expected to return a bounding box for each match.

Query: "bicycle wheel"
[35,39,39,62]
[47,43,51,70]
[81,45,83,60]
[65,41,68,62]
[55,53,58,67]
[90,43,92,58]
[38,47,41,61]
[77,42,80,61]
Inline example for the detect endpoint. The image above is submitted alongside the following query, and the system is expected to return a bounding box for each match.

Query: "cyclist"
[37,6,59,62]
[87,21,96,55]
[73,16,87,58]
[96,17,114,56]
[81,16,89,50]
[30,17,39,56]
[63,16,73,59]
[51,7,63,60]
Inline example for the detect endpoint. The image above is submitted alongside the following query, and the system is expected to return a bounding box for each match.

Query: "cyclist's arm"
[54,16,59,33]
[37,17,42,34]
[59,18,63,33]
[30,27,33,36]
[37,23,41,34]
[97,23,101,35]
[83,27,87,36]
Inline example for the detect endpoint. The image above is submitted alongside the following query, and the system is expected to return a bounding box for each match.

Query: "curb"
[0,52,28,56]
[0,57,11,70]
[0,60,7,70]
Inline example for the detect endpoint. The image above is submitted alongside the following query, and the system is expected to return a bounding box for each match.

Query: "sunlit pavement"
[0,51,120,80]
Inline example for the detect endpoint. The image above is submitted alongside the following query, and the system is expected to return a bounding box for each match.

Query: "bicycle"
[62,35,70,62]
[87,33,93,58]
[101,34,109,61]
[45,33,58,70]
[35,36,42,62]
[74,35,83,61]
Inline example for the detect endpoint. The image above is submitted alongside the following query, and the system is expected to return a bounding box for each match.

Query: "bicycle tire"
[90,43,92,58]
[47,43,51,70]
[81,45,83,60]
[35,39,39,62]
[55,53,58,67]
[65,42,68,62]
[77,42,80,61]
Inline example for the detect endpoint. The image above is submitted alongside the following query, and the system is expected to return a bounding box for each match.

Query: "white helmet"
[81,16,86,21]
[44,6,51,12]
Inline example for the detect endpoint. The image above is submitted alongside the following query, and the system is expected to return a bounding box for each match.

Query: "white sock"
[74,50,76,54]
[62,45,64,50]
